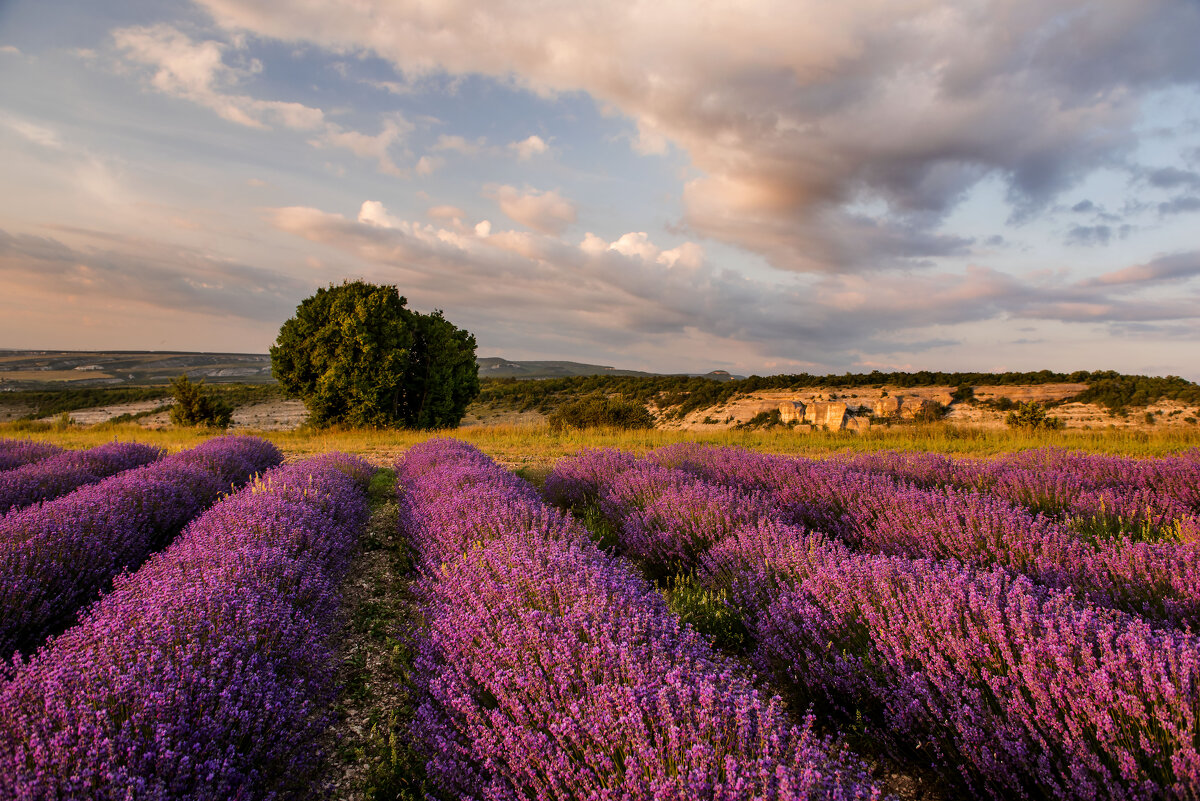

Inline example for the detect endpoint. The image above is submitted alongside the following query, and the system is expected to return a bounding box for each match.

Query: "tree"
[270,281,480,429]
[169,375,233,428]
[1005,401,1064,430]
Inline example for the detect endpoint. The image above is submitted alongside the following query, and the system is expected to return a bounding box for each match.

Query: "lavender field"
[1,434,1198,800]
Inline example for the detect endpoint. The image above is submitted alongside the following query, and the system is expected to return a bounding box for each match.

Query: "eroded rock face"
[846,416,871,433]
[778,401,806,423]
[900,398,938,419]
[805,401,847,430]
[874,396,902,417]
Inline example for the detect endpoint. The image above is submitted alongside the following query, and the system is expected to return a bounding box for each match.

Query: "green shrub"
[951,384,975,403]
[1005,401,1064,430]
[734,409,782,430]
[169,375,233,428]
[546,394,653,430]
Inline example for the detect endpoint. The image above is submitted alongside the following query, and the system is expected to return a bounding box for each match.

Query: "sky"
[1,1,1199,379]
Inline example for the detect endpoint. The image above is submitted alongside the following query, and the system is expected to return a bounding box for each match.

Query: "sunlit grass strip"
[0,453,372,799]
[395,439,882,800]
[0,435,284,660]
[0,441,162,514]
[0,439,62,472]
[547,448,1200,798]
[5,420,1200,467]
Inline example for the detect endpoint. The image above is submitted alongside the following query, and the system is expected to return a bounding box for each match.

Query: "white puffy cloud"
[510,134,548,160]
[358,200,402,227]
[489,185,577,235]
[191,0,1200,273]
[608,232,659,261]
[415,154,444,176]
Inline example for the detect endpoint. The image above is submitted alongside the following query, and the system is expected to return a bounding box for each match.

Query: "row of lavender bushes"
[395,439,884,800]
[0,440,62,473]
[0,435,284,660]
[0,441,163,514]
[647,444,1200,629]
[836,448,1200,541]
[545,447,1200,799]
[0,453,373,800]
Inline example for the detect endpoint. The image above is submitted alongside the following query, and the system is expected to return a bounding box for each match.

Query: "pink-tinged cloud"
[488,185,577,235]
[262,202,1200,366]
[191,0,1200,272]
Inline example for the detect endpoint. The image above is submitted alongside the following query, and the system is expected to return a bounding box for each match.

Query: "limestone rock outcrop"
[805,401,847,430]
[845,416,871,433]
[874,396,902,417]
[779,401,806,423]
[900,398,939,419]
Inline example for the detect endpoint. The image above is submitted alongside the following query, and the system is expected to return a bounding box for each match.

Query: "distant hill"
[0,350,742,390]
[0,350,274,389]
[477,357,743,381]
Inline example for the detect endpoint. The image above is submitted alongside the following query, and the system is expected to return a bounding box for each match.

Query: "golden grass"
[3,420,1198,469]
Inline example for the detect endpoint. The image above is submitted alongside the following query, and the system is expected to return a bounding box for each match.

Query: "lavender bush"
[705,524,1200,800]
[647,443,1200,628]
[0,441,162,514]
[0,435,283,659]
[0,453,371,800]
[548,447,1200,798]
[839,448,1199,540]
[397,438,883,801]
[0,440,62,473]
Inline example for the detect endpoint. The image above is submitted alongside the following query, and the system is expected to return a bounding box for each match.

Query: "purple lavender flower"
[548,445,1200,798]
[0,453,371,800]
[0,435,283,660]
[0,441,162,514]
[0,440,62,473]
[397,438,883,800]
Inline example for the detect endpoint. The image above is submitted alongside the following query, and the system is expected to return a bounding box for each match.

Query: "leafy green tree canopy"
[1005,401,1064,430]
[270,281,479,429]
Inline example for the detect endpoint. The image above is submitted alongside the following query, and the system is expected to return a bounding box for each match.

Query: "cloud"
[1143,166,1200,190]
[1065,224,1113,247]
[309,113,412,177]
[114,23,422,178]
[192,0,1200,273]
[0,45,22,56]
[510,134,548,160]
[0,227,305,321]
[414,154,443,176]
[428,205,466,220]
[1089,251,1200,286]
[1158,195,1200,216]
[488,185,577,235]
[264,200,1200,368]
[113,23,325,130]
[1,115,64,149]
[432,134,484,155]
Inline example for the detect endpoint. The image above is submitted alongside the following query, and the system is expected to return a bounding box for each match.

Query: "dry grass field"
[6,420,1198,469]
